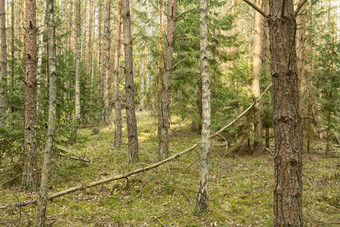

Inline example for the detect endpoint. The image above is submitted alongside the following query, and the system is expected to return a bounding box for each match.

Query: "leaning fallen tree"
[0,84,272,210]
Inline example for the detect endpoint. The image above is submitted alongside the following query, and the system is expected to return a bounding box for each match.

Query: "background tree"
[0,0,7,126]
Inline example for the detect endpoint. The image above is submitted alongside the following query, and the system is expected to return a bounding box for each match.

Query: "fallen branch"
[0,84,272,210]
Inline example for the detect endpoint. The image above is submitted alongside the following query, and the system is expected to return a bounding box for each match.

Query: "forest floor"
[1,111,339,226]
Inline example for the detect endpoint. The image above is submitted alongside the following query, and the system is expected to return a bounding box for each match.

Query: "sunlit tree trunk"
[0,0,7,125]
[196,0,211,215]
[113,0,122,150]
[268,0,303,225]
[159,0,177,160]
[252,0,263,154]
[86,0,94,76]
[103,0,112,123]
[10,0,14,99]
[36,2,46,114]
[35,0,56,225]
[22,0,37,191]
[97,0,103,100]
[81,1,87,61]
[157,0,163,149]
[75,0,81,123]
[122,0,139,163]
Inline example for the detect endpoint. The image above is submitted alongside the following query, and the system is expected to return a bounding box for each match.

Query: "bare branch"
[0,84,272,210]
[242,0,268,18]
[176,7,198,20]
[281,0,286,17]
[294,0,307,17]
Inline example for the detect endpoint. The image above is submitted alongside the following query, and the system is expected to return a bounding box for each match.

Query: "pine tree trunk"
[252,0,263,155]
[11,0,14,99]
[122,0,139,163]
[97,0,103,100]
[22,0,37,191]
[296,0,306,96]
[0,0,7,125]
[196,0,210,215]
[67,0,73,50]
[35,0,56,225]
[86,0,94,76]
[159,0,177,160]
[75,0,81,123]
[268,1,303,225]
[103,0,112,124]
[81,1,87,61]
[36,3,46,114]
[157,0,163,149]
[113,0,122,150]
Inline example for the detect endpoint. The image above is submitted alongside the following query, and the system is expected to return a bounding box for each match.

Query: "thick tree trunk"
[159,0,177,160]
[268,0,303,225]
[122,0,139,163]
[103,0,112,124]
[36,3,46,114]
[252,0,263,154]
[22,0,37,191]
[35,0,56,225]
[75,0,81,123]
[196,0,211,215]
[97,0,103,100]
[0,0,7,125]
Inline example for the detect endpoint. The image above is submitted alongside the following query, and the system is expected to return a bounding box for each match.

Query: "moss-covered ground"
[1,111,339,226]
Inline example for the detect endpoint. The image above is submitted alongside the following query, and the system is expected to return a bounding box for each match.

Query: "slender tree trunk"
[22,0,37,191]
[36,2,46,114]
[252,0,263,154]
[157,0,163,148]
[268,0,303,225]
[81,1,87,61]
[35,0,56,225]
[159,0,177,160]
[86,0,94,76]
[122,0,139,163]
[196,0,210,215]
[11,0,14,98]
[103,0,111,123]
[75,0,81,123]
[296,0,306,96]
[0,0,7,125]
[265,127,270,148]
[67,0,73,50]
[113,0,122,150]
[97,0,103,100]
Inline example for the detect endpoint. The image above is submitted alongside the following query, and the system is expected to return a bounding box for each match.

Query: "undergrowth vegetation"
[1,112,339,226]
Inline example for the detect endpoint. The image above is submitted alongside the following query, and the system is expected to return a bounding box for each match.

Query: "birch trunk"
[122,0,139,163]
[0,0,7,125]
[159,0,177,160]
[22,0,37,191]
[103,0,112,123]
[196,0,211,215]
[35,0,56,225]
[268,0,303,225]
[252,0,263,154]
[36,2,46,114]
[113,0,123,150]
[75,0,81,123]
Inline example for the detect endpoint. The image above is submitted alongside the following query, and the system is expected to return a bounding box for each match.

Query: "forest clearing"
[1,111,339,226]
[0,0,339,226]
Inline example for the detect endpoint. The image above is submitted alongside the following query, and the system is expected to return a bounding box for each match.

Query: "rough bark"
[159,0,177,160]
[122,0,139,163]
[75,0,81,122]
[97,0,103,100]
[268,0,303,225]
[0,0,7,125]
[196,0,210,215]
[36,2,46,114]
[103,0,112,123]
[35,0,56,225]
[22,0,37,191]
[113,0,122,150]
[252,0,263,154]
